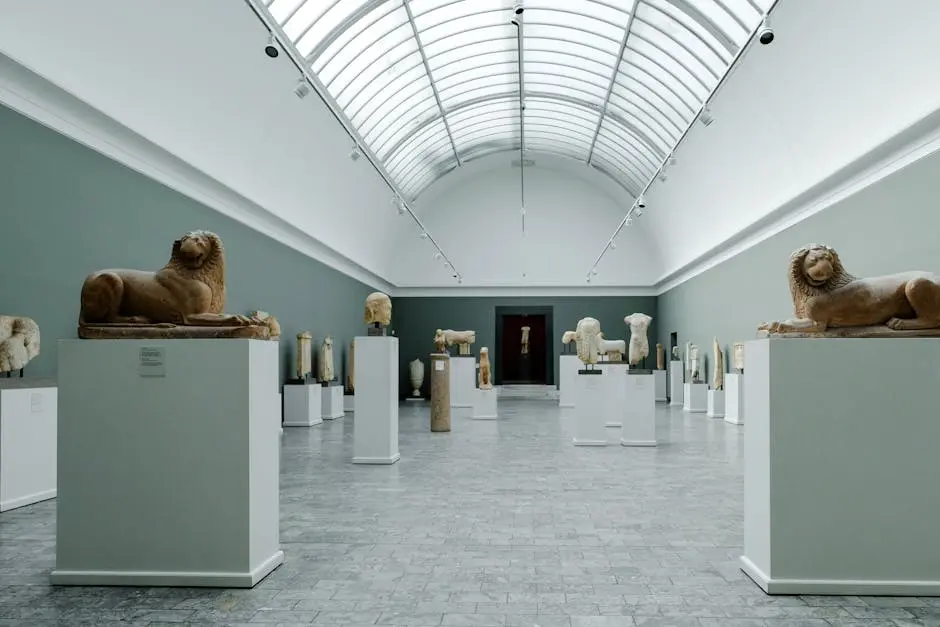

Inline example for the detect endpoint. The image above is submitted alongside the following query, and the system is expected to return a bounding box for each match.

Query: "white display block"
[573,370,607,446]
[473,388,498,419]
[621,374,656,447]
[558,354,580,408]
[603,363,628,427]
[282,383,322,427]
[669,361,684,406]
[706,389,725,418]
[725,373,744,425]
[741,338,940,595]
[449,356,476,418]
[321,383,344,420]
[684,383,707,413]
[352,336,399,465]
[54,339,282,587]
[653,369,667,402]
[344,394,355,413]
[0,380,57,511]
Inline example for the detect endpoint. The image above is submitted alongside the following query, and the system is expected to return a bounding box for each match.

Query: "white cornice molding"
[392,285,658,298]
[0,53,394,293]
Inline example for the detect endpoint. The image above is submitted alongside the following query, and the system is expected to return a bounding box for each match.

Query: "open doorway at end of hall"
[494,306,554,385]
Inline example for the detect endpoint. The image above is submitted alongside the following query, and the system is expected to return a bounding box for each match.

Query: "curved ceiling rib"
[262,0,771,201]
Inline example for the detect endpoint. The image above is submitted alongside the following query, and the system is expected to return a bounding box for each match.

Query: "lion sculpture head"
[787,244,856,318]
[168,230,226,313]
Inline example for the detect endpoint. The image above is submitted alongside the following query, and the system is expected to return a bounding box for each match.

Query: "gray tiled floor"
[1,400,938,626]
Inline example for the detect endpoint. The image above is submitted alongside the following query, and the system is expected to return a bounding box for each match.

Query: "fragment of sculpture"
[250,310,281,340]
[520,326,530,355]
[561,330,577,344]
[757,244,940,337]
[671,346,680,360]
[689,344,699,381]
[347,338,356,393]
[318,336,335,383]
[295,331,312,380]
[712,336,724,391]
[685,342,692,378]
[364,291,392,326]
[434,329,476,355]
[732,342,745,373]
[623,312,653,366]
[575,317,601,365]
[479,347,493,389]
[0,316,40,375]
[656,343,664,370]
[409,358,424,397]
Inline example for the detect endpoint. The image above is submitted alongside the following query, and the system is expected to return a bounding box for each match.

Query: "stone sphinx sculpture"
[520,326,530,355]
[596,333,626,362]
[623,312,652,367]
[347,339,356,393]
[732,342,745,373]
[409,358,424,397]
[434,329,476,355]
[249,310,281,340]
[0,316,40,376]
[712,337,724,391]
[656,343,664,370]
[318,336,335,383]
[478,347,493,389]
[296,331,312,380]
[364,292,392,335]
[575,317,601,366]
[78,230,268,339]
[758,243,940,337]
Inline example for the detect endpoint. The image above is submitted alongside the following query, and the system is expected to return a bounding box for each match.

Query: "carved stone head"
[364,291,392,325]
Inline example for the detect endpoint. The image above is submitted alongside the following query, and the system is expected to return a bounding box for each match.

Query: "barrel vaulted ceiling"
[260,0,773,202]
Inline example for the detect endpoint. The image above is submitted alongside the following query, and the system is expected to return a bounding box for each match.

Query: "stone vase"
[409,358,425,397]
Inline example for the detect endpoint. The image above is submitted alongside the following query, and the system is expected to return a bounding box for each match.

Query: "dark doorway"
[495,307,554,385]
[670,331,678,357]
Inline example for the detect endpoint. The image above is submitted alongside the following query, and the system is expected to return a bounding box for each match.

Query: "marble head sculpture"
[758,244,940,337]
[575,317,601,365]
[0,316,40,374]
[77,230,267,339]
[364,292,392,326]
[623,312,653,366]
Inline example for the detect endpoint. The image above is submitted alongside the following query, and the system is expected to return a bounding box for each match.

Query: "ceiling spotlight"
[610,241,617,250]
[293,78,310,99]
[637,194,646,209]
[264,34,280,59]
[349,145,361,161]
[395,200,407,216]
[699,105,714,126]
[457,276,463,284]
[586,275,592,283]
[434,252,443,260]
[658,170,668,183]
[511,2,524,25]
[420,232,428,239]
[635,207,643,217]
[758,15,774,45]
[626,216,633,226]
[668,153,677,166]
[591,268,599,276]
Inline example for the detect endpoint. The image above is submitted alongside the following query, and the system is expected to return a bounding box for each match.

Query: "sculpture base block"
[283,383,322,427]
[366,325,387,337]
[653,369,667,402]
[573,370,607,446]
[449,355,475,411]
[558,354,580,408]
[352,336,399,464]
[669,361,684,406]
[473,388,497,419]
[756,325,940,339]
[706,389,725,418]
[344,394,355,413]
[725,373,744,425]
[621,373,656,447]
[683,383,707,413]
[0,379,57,511]
[603,363,628,428]
[321,384,344,420]
[77,324,269,340]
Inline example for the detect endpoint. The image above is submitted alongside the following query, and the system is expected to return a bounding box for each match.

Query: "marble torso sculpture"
[434,329,476,355]
[671,346,680,360]
[409,358,424,397]
[623,312,653,366]
[684,342,692,379]
[712,337,724,390]
[732,342,745,372]
[364,291,392,329]
[478,347,493,389]
[689,344,699,382]
[759,244,940,337]
[596,332,626,362]
[656,343,664,370]
[250,310,280,340]
[347,339,356,393]
[78,230,267,339]
[296,331,312,380]
[318,336,335,383]
[0,316,40,375]
[575,317,601,365]
[520,326,530,355]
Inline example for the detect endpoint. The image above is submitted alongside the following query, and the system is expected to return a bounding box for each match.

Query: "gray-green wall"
[657,145,940,371]
[392,296,658,397]
[0,105,374,384]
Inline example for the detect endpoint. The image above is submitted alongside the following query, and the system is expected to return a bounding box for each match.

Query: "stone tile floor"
[0,400,937,626]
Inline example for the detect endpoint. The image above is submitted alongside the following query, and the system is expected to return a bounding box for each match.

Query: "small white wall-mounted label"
[635,376,647,387]
[138,346,166,377]
[434,361,444,371]
[29,392,43,413]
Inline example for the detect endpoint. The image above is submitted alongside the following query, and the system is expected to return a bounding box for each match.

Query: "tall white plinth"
[603,363,629,427]
[558,354,580,408]
[282,383,322,427]
[321,382,344,420]
[684,383,707,413]
[352,336,399,465]
[449,356,475,418]
[0,379,57,511]
[573,369,607,446]
[669,361,684,406]
[741,338,940,596]
[53,339,283,587]
[725,373,744,424]
[621,374,656,447]
[473,388,498,419]
[706,389,725,418]
[653,369,667,402]
[344,394,355,413]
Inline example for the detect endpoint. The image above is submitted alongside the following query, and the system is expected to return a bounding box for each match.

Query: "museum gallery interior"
[1,0,939,625]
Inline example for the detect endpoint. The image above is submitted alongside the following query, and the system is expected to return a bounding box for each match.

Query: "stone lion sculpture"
[478,347,492,390]
[596,333,626,362]
[0,316,40,375]
[364,292,391,326]
[575,317,601,365]
[758,244,940,336]
[78,230,265,338]
[434,329,476,355]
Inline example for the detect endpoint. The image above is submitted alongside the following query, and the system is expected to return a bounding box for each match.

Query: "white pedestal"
[352,336,399,465]
[621,374,656,447]
[282,383,322,427]
[653,369,667,402]
[741,338,940,595]
[669,361,683,406]
[449,356,475,418]
[344,394,355,413]
[53,339,282,587]
[725,373,744,425]
[573,369,607,446]
[684,382,707,413]
[473,388,498,419]
[558,354,580,408]
[321,383,344,420]
[603,363,628,427]
[706,389,725,418]
[0,380,57,511]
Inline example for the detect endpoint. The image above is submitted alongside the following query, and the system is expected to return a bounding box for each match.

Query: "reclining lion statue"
[79,230,267,339]
[758,244,940,337]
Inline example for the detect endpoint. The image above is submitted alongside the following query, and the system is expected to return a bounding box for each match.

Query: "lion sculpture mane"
[0,316,40,374]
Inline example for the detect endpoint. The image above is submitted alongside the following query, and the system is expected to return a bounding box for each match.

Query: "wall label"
[138,346,166,377]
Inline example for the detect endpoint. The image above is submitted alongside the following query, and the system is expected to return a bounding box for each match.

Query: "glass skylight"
[263,0,771,200]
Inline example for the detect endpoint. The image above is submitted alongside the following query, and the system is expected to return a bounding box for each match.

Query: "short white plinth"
[741,338,940,596]
[449,355,475,418]
[54,339,283,587]
[669,361,684,406]
[282,383,322,427]
[685,383,707,413]
[603,363,628,428]
[352,336,399,465]
[473,388,498,420]
[344,394,355,413]
[621,374,656,447]
[558,354,580,408]
[573,369,607,446]
[725,373,744,425]
[706,389,725,418]
[321,383,344,420]
[0,379,57,511]
[653,369,667,402]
